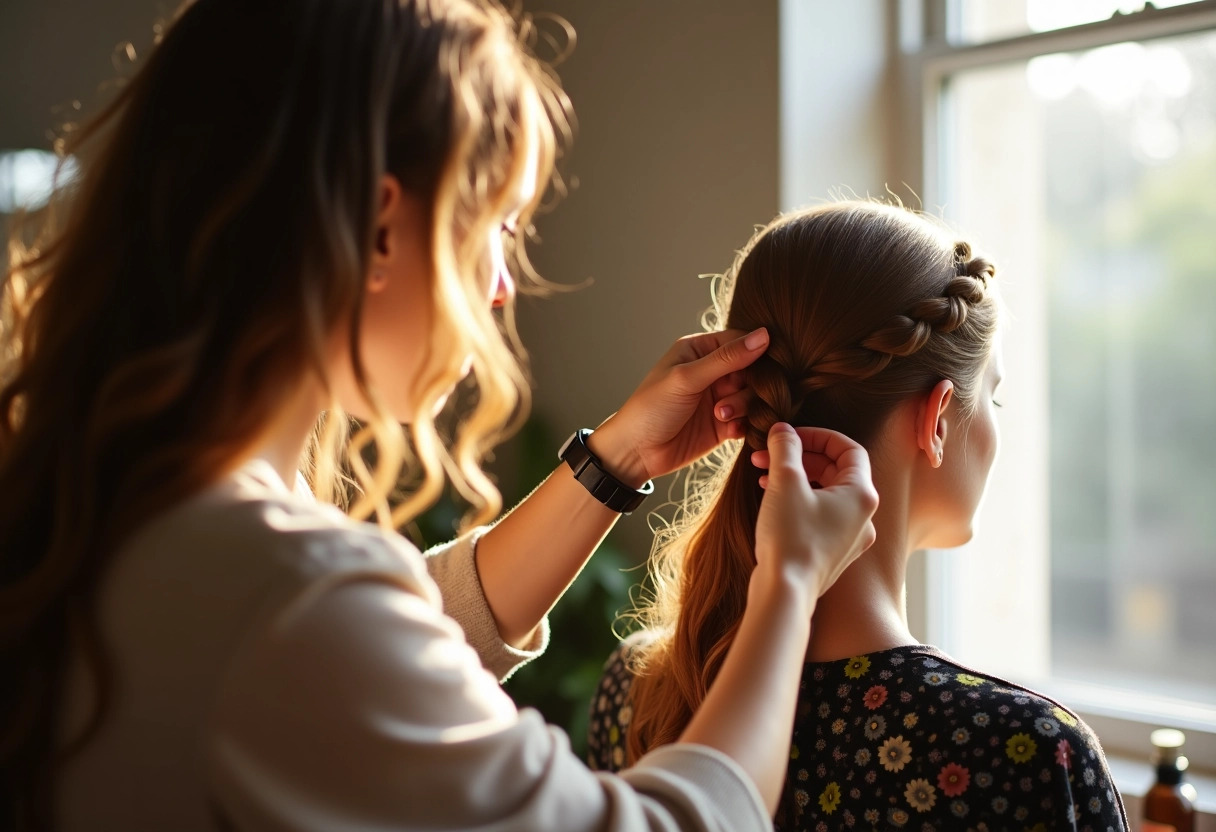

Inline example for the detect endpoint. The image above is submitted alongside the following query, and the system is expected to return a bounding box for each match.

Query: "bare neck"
[253,379,327,488]
[805,465,920,663]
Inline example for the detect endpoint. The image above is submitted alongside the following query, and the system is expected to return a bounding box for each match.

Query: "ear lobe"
[367,268,389,293]
[934,419,949,467]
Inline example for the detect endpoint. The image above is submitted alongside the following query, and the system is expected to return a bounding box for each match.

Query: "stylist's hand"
[751,423,878,597]
[587,327,770,486]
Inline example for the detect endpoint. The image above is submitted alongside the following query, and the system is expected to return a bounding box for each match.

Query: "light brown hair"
[625,201,999,764]
[0,0,570,826]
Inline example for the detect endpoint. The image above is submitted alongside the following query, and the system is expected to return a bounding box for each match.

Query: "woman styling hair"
[589,201,1129,831]
[0,2,879,830]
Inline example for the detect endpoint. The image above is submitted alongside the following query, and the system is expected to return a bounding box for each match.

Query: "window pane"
[943,29,1216,705]
[0,149,75,215]
[952,0,1207,45]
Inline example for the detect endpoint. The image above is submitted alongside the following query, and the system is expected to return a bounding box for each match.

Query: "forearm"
[678,566,814,814]
[475,424,648,648]
[474,469,616,647]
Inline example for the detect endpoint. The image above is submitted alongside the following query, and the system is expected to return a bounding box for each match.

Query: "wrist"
[743,565,814,655]
[559,428,654,514]
[749,560,818,618]
[585,419,649,489]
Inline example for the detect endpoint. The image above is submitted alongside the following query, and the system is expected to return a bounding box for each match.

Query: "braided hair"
[625,201,1000,764]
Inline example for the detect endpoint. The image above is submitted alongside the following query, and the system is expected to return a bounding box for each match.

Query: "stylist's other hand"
[751,423,878,598]
[587,327,770,487]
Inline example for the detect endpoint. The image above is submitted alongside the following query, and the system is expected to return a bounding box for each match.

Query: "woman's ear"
[368,174,426,295]
[368,174,405,294]
[916,379,954,468]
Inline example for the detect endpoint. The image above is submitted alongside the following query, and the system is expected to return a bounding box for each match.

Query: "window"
[951,0,1208,45]
[0,149,76,215]
[911,0,1216,775]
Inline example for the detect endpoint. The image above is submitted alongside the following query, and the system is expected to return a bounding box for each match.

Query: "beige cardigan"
[54,459,768,831]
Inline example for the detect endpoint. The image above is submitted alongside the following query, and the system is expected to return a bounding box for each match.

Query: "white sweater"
[54,459,769,832]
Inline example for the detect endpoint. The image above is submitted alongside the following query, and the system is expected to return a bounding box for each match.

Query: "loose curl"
[0,0,571,827]
[624,201,1000,766]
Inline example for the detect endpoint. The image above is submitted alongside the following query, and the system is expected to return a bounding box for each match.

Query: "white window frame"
[899,0,1216,782]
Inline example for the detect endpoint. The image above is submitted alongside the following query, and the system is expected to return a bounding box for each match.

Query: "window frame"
[900,0,1216,779]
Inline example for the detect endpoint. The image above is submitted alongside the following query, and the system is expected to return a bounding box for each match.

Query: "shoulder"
[588,630,661,772]
[215,576,516,734]
[596,629,668,696]
[594,630,657,712]
[912,648,1126,826]
[913,648,1097,740]
[793,646,1127,828]
[605,629,660,673]
[866,647,1111,759]
[123,461,434,604]
[923,650,1126,824]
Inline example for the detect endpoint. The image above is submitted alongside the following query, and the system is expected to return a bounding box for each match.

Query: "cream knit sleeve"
[422,528,548,681]
[206,574,770,832]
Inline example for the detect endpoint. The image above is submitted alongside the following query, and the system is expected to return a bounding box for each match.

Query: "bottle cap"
[1151,728,1186,750]
[1150,728,1189,783]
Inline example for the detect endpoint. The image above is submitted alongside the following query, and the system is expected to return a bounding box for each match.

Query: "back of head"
[725,202,997,448]
[626,200,999,763]
[0,1,568,826]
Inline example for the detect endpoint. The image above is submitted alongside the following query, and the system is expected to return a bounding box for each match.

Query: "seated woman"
[588,201,1129,831]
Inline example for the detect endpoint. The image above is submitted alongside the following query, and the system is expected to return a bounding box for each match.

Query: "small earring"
[936,449,943,465]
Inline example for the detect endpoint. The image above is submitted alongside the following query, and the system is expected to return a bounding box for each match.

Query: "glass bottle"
[1142,728,1196,832]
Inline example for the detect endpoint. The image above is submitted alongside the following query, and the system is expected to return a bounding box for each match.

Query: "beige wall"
[0,0,164,150]
[512,0,781,558]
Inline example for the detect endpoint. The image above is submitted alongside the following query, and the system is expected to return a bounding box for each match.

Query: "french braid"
[743,241,996,450]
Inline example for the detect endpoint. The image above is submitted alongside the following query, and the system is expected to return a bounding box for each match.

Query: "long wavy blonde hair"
[0,0,571,826]
[624,202,1000,765]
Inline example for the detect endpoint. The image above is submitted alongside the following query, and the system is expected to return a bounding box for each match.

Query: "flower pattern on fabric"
[937,762,970,797]
[1006,732,1038,764]
[845,656,872,679]
[588,639,1129,831]
[819,781,842,814]
[864,685,890,710]
[879,736,913,773]
[865,715,888,740]
[904,778,937,813]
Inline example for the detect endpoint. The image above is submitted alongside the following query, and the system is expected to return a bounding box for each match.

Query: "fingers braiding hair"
[742,354,814,450]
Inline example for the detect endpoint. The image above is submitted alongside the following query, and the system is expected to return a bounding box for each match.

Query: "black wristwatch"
[558,429,654,514]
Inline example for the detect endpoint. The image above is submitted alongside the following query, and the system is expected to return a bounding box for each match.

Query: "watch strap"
[558,429,654,514]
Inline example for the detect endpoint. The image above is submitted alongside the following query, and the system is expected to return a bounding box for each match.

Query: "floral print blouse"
[588,638,1129,832]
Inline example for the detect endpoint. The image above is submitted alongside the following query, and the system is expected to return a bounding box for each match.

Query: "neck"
[253,379,327,487]
[805,465,920,662]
